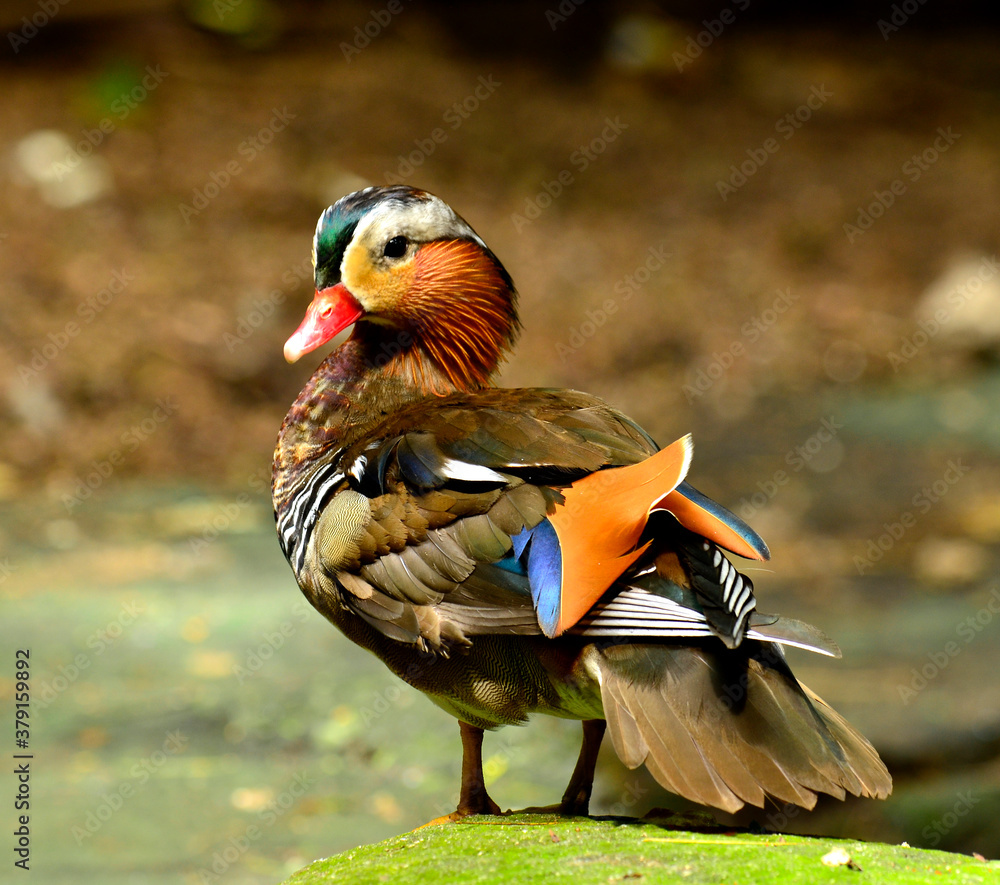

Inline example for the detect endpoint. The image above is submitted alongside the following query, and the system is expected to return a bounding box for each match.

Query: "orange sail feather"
[545,435,694,636]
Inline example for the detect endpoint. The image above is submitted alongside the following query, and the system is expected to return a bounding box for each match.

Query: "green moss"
[283,813,1000,885]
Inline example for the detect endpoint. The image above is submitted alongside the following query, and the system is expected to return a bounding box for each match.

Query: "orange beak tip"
[282,284,363,364]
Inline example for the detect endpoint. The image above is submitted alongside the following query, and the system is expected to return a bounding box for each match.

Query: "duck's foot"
[508,798,589,817]
[416,793,503,828]
[449,787,503,819]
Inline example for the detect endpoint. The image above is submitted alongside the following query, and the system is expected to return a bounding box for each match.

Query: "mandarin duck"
[272,185,891,818]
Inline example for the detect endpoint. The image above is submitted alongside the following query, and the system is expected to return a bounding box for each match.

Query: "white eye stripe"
[354,195,481,255]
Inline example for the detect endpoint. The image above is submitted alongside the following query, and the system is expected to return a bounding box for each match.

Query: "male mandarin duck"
[272,185,891,818]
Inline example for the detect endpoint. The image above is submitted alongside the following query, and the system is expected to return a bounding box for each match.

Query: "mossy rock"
[283,812,999,884]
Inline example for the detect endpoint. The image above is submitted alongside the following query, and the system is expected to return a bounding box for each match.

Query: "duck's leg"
[417,721,501,827]
[456,720,502,816]
[514,718,607,816]
[559,719,606,815]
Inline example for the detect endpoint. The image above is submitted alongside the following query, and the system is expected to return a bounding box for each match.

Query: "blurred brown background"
[2,2,1000,882]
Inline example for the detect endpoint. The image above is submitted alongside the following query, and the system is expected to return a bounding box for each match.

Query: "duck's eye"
[383,236,408,259]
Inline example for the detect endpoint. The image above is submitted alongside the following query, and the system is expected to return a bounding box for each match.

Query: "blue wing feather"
[508,522,564,637]
[510,526,532,559]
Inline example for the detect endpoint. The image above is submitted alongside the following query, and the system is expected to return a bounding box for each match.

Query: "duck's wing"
[299,388,773,652]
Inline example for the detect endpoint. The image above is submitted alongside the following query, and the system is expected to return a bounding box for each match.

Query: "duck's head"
[284,185,519,391]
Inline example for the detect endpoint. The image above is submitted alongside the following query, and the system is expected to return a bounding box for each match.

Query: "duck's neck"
[272,322,499,493]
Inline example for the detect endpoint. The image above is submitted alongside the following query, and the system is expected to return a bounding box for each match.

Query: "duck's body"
[272,185,891,817]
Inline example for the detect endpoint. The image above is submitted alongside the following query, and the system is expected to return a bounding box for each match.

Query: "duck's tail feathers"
[594,640,891,813]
